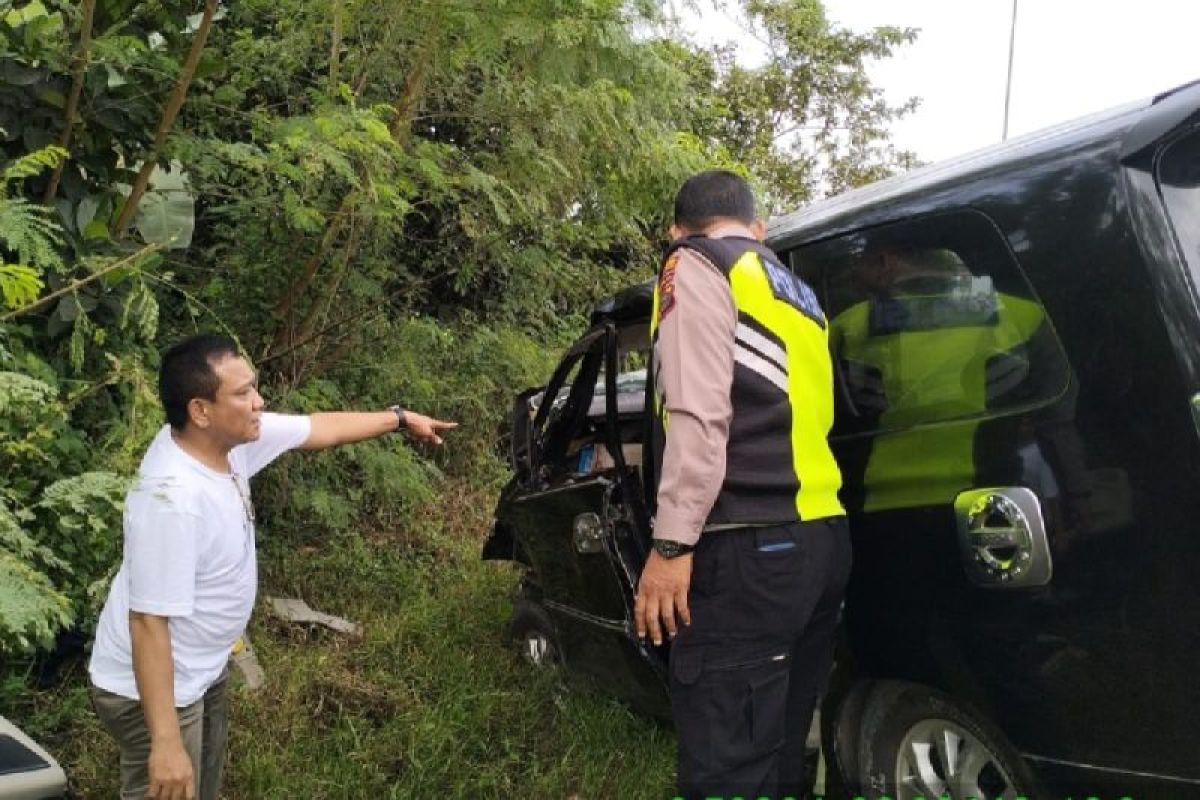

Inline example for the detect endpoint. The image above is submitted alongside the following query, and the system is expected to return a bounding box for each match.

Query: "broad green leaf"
[82,219,109,240]
[0,263,41,309]
[36,87,65,108]
[117,162,195,250]
[3,0,48,28]
[75,194,102,232]
[54,293,79,322]
[22,9,62,49]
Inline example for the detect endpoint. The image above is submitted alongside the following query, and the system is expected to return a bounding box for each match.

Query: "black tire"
[509,598,560,668]
[821,678,874,800]
[855,681,1040,800]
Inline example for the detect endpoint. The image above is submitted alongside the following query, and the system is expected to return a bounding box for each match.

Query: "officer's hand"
[403,411,458,445]
[635,551,693,646]
[147,738,194,799]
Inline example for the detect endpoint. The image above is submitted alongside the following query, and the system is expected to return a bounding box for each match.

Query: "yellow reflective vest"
[650,235,844,525]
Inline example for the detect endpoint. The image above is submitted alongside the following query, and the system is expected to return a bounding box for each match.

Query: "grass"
[5,478,678,799]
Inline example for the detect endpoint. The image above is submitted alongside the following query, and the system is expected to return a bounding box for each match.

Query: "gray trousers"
[91,667,230,800]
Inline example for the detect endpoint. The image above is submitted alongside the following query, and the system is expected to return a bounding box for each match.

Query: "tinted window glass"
[790,211,1069,438]
[1158,128,1200,293]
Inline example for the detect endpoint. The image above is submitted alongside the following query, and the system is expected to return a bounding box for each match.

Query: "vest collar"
[685,221,757,242]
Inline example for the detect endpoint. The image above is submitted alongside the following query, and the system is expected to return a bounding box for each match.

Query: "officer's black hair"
[673,170,757,231]
[159,333,242,430]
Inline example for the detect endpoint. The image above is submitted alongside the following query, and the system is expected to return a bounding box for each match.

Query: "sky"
[687,0,1200,164]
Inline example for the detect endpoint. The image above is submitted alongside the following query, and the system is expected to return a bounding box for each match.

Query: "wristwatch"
[388,404,408,432]
[652,538,694,559]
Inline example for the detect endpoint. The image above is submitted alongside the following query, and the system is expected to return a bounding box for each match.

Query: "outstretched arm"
[301,409,457,450]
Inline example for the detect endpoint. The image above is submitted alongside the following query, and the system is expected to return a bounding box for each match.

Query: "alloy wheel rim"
[894,718,1018,800]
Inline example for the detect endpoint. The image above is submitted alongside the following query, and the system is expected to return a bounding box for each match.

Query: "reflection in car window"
[784,212,1075,512]
[793,211,1069,437]
[589,369,646,418]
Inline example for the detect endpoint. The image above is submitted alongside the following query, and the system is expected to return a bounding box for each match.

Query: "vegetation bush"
[0,366,125,651]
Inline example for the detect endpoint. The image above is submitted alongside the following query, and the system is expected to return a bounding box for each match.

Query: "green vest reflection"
[831,271,1045,512]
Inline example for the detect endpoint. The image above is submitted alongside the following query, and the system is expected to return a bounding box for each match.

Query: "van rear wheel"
[856,681,1037,800]
[821,678,872,798]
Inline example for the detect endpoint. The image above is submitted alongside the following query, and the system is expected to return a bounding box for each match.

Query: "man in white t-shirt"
[88,333,456,800]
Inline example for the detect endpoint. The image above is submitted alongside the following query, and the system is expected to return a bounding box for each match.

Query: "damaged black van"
[483,79,1200,799]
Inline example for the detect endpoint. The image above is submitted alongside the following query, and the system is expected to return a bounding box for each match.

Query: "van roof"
[768,79,1200,249]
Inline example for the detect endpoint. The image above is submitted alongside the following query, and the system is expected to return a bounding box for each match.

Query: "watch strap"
[652,538,694,559]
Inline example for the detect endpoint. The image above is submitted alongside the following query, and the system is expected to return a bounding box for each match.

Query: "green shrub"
[0,504,72,655]
[250,317,555,547]
[34,471,128,619]
[0,371,69,501]
[0,370,127,652]
[0,552,73,655]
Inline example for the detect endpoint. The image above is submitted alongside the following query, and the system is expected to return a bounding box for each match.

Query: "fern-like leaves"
[0,146,69,311]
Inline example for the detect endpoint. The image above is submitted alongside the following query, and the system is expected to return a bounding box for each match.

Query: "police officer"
[635,170,851,800]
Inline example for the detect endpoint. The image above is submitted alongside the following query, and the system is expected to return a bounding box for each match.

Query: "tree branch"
[389,21,440,145]
[113,0,219,239]
[329,0,343,96]
[290,223,362,381]
[351,9,402,99]
[42,0,96,205]
[0,244,161,323]
[259,272,433,368]
[265,7,443,361]
[264,204,350,360]
[295,216,359,344]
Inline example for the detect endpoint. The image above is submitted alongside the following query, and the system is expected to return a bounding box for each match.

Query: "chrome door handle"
[955,487,1052,588]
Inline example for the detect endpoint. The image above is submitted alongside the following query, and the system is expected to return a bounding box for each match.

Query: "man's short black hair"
[673,169,757,231]
[159,334,241,430]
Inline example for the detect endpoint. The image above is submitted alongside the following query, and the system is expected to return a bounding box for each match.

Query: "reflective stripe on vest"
[650,235,844,525]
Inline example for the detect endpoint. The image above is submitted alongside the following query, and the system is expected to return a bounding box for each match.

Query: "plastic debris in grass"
[267,596,363,637]
[230,634,265,691]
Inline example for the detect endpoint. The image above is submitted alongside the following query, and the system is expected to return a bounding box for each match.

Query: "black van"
[484,79,1200,799]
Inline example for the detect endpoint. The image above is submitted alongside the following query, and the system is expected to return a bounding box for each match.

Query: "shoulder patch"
[658,252,679,319]
[762,259,825,327]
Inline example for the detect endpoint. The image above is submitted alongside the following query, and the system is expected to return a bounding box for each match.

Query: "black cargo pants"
[669,516,851,800]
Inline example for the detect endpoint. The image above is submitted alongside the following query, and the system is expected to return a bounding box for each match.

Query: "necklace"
[231,473,255,531]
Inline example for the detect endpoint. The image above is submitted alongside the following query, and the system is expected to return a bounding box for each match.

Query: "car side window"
[1158,127,1200,294]
[789,211,1070,438]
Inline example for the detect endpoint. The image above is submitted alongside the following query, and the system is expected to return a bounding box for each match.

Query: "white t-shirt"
[89,413,311,706]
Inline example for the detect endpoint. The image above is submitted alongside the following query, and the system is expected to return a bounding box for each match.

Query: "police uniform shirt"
[653,223,746,547]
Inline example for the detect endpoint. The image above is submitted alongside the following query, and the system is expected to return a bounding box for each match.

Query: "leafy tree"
[689,0,919,211]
